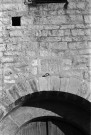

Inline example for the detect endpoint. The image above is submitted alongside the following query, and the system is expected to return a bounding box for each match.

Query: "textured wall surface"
[0,0,91,122]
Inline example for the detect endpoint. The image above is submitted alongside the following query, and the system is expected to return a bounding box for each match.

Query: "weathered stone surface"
[39,77,48,91]
[0,0,90,123]
[60,78,69,92]
[67,77,81,94]
[0,116,18,135]
[50,76,60,91]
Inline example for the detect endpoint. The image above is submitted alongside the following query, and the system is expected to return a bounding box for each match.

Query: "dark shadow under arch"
[16,116,86,135]
[2,91,91,135]
[14,91,91,135]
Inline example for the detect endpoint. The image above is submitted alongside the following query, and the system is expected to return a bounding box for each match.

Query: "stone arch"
[0,91,90,135]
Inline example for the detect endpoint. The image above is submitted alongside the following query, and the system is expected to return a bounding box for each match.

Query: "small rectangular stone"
[58,30,64,36]
[79,49,91,55]
[39,77,48,91]
[85,29,91,36]
[10,30,23,37]
[68,2,77,9]
[49,15,66,24]
[60,25,75,29]
[70,15,83,23]
[84,15,91,23]
[1,57,14,63]
[61,36,72,42]
[77,2,85,9]
[71,29,85,36]
[64,29,71,36]
[68,42,76,49]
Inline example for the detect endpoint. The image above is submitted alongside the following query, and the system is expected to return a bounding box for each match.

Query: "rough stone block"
[70,15,83,23]
[49,42,67,50]
[71,29,85,36]
[77,2,85,9]
[60,77,69,92]
[61,36,72,42]
[68,42,76,49]
[39,50,52,57]
[49,15,66,24]
[67,77,81,94]
[50,76,60,91]
[39,77,48,91]
[0,44,6,51]
[58,30,64,36]
[10,30,23,37]
[84,15,91,23]
[31,67,37,75]
[60,24,75,29]
[1,57,14,63]
[68,2,77,9]
[64,29,71,36]
[85,29,91,36]
[79,49,91,55]
[7,85,20,101]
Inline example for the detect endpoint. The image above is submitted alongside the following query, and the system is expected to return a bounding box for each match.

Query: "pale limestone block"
[4,80,15,84]
[85,29,91,36]
[77,2,85,9]
[68,2,77,9]
[40,59,49,73]
[31,67,37,75]
[58,30,64,36]
[71,29,85,36]
[10,30,23,37]
[49,15,66,24]
[47,76,51,91]
[61,36,72,42]
[31,59,38,66]
[64,29,71,36]
[70,15,83,23]
[40,50,51,57]
[1,57,14,63]
[6,85,20,101]
[60,24,75,29]
[68,42,76,49]
[39,77,48,91]
[79,49,91,55]
[0,44,6,51]
[77,81,90,98]
[50,76,60,91]
[67,77,81,94]
[50,42,67,50]
[60,78,69,92]
[62,59,72,67]
[84,15,91,23]
[59,42,68,50]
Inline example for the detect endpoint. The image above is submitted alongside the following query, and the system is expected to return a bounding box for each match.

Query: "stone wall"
[0,0,91,120]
